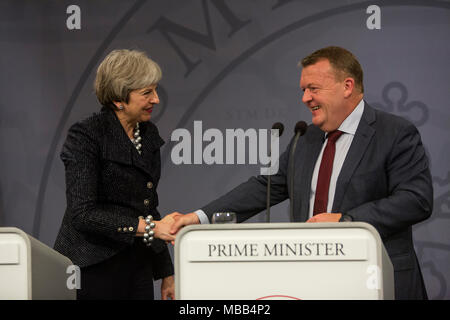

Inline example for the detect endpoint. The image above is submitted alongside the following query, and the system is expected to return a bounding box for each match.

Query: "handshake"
[137,212,200,244]
[137,211,344,244]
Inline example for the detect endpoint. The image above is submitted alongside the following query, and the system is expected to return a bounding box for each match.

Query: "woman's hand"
[153,212,183,241]
[136,213,182,241]
[161,275,175,300]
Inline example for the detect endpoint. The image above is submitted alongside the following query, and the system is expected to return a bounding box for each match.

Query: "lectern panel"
[175,223,394,300]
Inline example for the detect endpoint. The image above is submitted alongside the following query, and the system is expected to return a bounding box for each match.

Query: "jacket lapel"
[101,108,164,180]
[332,103,376,212]
[131,121,165,180]
[101,107,134,166]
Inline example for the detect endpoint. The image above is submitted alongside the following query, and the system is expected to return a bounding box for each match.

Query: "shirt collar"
[337,99,364,135]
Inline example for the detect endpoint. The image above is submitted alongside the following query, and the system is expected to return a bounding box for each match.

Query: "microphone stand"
[288,122,307,222]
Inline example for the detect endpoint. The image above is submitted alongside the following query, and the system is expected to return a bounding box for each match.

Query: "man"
[170,46,433,299]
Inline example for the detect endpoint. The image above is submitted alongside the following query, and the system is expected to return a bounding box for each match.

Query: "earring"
[118,105,124,110]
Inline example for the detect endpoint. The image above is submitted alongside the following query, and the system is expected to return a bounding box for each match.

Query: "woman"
[54,49,178,300]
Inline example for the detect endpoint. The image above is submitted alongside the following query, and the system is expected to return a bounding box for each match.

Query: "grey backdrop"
[1,0,449,299]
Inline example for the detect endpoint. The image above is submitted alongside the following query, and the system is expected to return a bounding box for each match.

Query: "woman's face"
[122,84,160,123]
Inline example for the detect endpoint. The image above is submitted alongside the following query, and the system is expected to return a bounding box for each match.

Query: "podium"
[0,227,76,300]
[175,222,394,300]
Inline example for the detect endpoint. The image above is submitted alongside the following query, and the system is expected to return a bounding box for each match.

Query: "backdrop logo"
[373,81,429,127]
[32,4,449,302]
[171,121,280,175]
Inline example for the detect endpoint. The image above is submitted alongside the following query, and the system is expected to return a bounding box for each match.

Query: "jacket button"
[144,199,150,206]
[117,227,122,233]
[147,182,153,189]
[129,227,134,232]
[123,227,128,232]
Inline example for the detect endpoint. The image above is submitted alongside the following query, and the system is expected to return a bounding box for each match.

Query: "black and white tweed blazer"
[54,106,173,279]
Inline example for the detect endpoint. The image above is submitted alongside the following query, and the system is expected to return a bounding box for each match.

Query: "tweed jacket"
[201,103,433,299]
[54,106,173,279]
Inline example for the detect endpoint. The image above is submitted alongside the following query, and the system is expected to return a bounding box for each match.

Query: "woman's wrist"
[136,217,147,236]
[144,215,155,246]
[136,215,156,246]
[136,217,161,236]
[136,216,176,242]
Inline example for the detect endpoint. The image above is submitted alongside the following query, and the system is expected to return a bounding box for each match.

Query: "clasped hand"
[137,212,184,242]
[149,211,199,244]
[159,212,200,245]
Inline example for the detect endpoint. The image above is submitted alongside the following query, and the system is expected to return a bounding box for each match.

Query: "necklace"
[130,123,142,154]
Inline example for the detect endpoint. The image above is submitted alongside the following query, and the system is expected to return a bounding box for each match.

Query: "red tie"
[313,130,343,215]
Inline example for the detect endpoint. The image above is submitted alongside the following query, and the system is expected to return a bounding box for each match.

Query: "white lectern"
[175,222,394,300]
[0,227,76,300]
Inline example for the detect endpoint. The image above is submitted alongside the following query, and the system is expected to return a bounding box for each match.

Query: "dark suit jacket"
[54,107,173,280]
[201,103,433,299]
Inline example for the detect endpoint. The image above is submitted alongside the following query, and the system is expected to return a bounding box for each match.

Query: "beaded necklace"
[130,123,142,154]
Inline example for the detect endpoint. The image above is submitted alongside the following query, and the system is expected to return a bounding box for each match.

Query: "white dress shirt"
[196,99,365,224]
[308,99,364,218]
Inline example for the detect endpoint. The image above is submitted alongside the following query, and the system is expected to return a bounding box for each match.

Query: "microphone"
[266,122,285,223]
[294,121,308,136]
[272,122,285,137]
[288,121,308,222]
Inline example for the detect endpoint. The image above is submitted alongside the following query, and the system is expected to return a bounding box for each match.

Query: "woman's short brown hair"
[95,49,162,108]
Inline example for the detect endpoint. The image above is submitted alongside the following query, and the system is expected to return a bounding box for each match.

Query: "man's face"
[300,59,346,132]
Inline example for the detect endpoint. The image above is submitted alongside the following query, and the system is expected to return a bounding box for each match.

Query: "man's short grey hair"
[95,49,162,108]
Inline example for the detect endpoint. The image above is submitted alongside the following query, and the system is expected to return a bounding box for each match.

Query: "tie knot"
[326,130,343,143]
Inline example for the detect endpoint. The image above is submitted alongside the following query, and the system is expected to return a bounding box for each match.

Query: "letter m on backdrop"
[148,0,250,77]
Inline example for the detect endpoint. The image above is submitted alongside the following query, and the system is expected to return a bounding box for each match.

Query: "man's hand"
[161,275,175,300]
[168,212,200,244]
[306,213,342,223]
[153,212,183,242]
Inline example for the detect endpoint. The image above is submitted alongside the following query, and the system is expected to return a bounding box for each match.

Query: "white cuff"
[194,209,210,224]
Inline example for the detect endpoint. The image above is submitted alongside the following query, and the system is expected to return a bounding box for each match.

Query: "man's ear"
[343,77,355,98]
